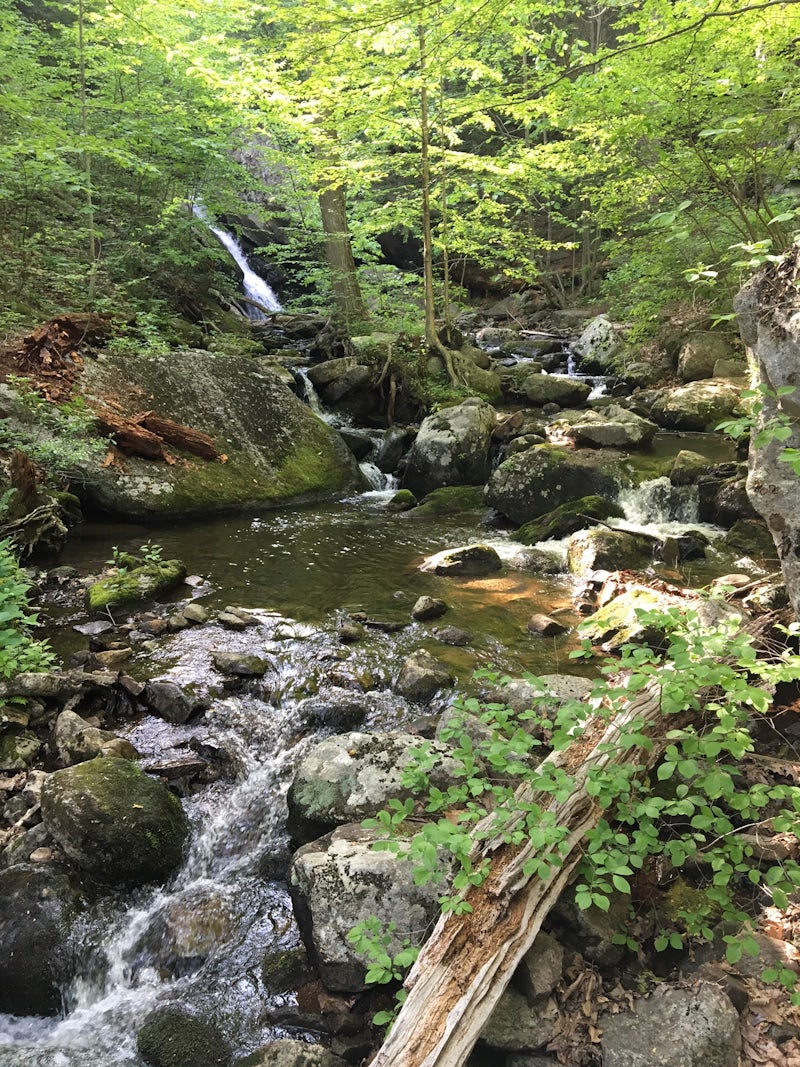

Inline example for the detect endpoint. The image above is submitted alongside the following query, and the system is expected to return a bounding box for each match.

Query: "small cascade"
[359,460,398,493]
[618,476,699,527]
[193,205,281,319]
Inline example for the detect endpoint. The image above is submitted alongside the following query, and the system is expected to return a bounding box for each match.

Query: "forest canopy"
[0,0,798,335]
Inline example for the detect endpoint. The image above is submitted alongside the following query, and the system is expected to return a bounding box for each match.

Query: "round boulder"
[485,445,622,525]
[401,397,496,498]
[41,757,189,885]
[0,863,88,1016]
[137,1006,231,1067]
[650,381,742,431]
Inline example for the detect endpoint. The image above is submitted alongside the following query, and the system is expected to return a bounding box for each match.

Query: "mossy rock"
[0,728,41,771]
[516,495,624,545]
[41,757,189,885]
[137,1006,231,1067]
[75,350,365,520]
[86,560,187,613]
[412,484,487,517]
[386,488,417,512]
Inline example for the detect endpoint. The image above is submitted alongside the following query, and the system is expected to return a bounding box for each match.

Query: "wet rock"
[670,449,717,486]
[720,519,775,559]
[145,680,197,724]
[374,425,416,474]
[386,488,417,512]
[73,619,115,636]
[41,757,189,885]
[485,445,621,525]
[297,690,370,732]
[211,651,270,677]
[411,595,448,621]
[411,484,487,518]
[552,404,658,449]
[86,560,187,613]
[515,495,624,545]
[600,982,741,1067]
[137,1006,232,1067]
[261,947,315,992]
[526,614,567,636]
[337,620,365,643]
[91,647,134,669]
[650,381,742,431]
[218,606,260,630]
[395,648,453,703]
[182,602,210,624]
[567,528,654,575]
[0,669,117,702]
[401,397,497,498]
[139,616,169,636]
[709,476,760,525]
[289,824,444,991]
[52,709,131,766]
[434,625,471,645]
[287,730,459,843]
[519,372,591,408]
[239,1038,348,1067]
[167,613,190,631]
[479,986,558,1053]
[428,544,503,576]
[0,863,88,1015]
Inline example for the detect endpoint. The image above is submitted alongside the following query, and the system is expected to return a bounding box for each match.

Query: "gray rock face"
[650,381,742,431]
[211,651,270,677]
[41,757,189,885]
[573,315,622,370]
[428,544,503,576]
[486,445,622,525]
[144,680,196,724]
[0,864,88,1015]
[395,649,454,703]
[52,709,133,766]
[567,528,653,575]
[735,247,800,618]
[479,986,558,1052]
[289,824,444,991]
[483,675,592,715]
[243,1038,348,1067]
[517,930,564,1001]
[551,404,658,449]
[74,349,364,519]
[401,397,496,497]
[287,731,459,843]
[600,983,741,1067]
[520,373,592,408]
[677,333,735,382]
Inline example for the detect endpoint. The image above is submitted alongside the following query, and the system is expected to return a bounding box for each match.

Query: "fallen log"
[138,413,219,460]
[370,680,677,1067]
[94,408,165,460]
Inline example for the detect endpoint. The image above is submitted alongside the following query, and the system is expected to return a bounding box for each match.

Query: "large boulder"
[401,397,496,497]
[650,381,742,431]
[519,372,591,407]
[677,333,737,382]
[573,315,622,370]
[550,404,658,449]
[287,731,459,843]
[600,983,741,1067]
[41,757,189,884]
[567,528,654,575]
[74,350,364,519]
[0,863,88,1015]
[289,824,443,991]
[485,445,623,525]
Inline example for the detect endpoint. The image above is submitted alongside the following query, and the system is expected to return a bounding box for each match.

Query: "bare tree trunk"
[371,681,673,1067]
[319,181,367,329]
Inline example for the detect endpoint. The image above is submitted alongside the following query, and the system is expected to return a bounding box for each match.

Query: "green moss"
[516,495,624,545]
[412,485,487,518]
[387,489,417,512]
[86,559,187,612]
[137,1007,231,1067]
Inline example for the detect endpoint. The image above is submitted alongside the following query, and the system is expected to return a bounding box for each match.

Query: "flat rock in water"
[73,620,115,636]
[211,652,270,677]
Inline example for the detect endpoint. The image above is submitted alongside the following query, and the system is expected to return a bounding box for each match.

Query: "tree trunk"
[735,244,800,620]
[319,182,367,329]
[371,681,674,1067]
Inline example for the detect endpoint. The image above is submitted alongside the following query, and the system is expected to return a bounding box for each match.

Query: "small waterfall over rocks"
[193,204,281,319]
[617,475,699,527]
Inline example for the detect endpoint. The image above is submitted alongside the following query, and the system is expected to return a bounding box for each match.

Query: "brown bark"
[138,414,219,460]
[371,681,673,1067]
[319,183,367,328]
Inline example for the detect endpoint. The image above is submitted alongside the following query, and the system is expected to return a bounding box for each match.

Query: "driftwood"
[94,408,219,462]
[370,681,677,1067]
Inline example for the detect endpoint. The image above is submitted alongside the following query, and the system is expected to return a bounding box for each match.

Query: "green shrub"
[0,538,57,678]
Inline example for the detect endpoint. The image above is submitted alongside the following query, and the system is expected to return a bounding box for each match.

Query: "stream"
[0,430,745,1066]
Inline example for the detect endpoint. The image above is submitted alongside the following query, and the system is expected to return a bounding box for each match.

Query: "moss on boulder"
[41,757,189,885]
[75,350,365,519]
[86,560,187,612]
[137,1006,231,1067]
[516,495,624,545]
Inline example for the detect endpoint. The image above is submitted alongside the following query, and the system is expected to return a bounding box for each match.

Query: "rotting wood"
[370,681,678,1067]
[93,408,219,462]
[137,413,219,460]
[94,408,165,460]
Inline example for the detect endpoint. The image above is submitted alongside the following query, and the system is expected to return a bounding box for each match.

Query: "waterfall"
[618,476,699,526]
[193,205,281,319]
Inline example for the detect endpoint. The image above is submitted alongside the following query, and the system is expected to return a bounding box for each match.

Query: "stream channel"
[0,426,742,1066]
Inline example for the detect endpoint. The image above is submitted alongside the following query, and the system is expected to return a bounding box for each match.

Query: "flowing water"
[0,429,738,1065]
[193,205,281,319]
